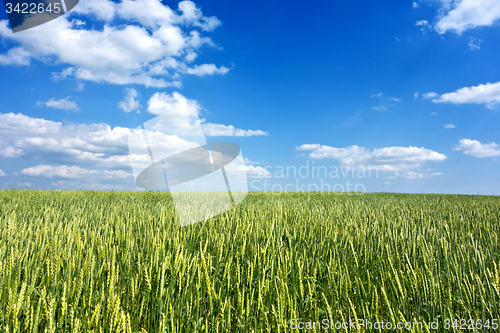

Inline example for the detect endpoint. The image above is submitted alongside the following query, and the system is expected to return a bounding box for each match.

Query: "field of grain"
[0,190,499,332]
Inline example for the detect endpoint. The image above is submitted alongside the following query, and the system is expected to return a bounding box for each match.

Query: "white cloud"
[147,91,200,117]
[413,1,420,8]
[233,159,271,178]
[431,81,500,109]
[435,0,500,34]
[240,165,272,178]
[185,51,197,62]
[37,97,79,111]
[0,47,31,66]
[118,88,141,113]
[296,144,446,178]
[468,37,482,50]
[423,92,438,99]
[0,112,152,168]
[384,182,391,185]
[73,0,117,21]
[76,82,85,91]
[431,112,439,115]
[0,146,22,157]
[146,91,267,137]
[0,109,268,185]
[444,124,456,129]
[202,123,268,137]
[0,0,229,87]
[52,67,76,81]
[454,138,500,157]
[178,0,222,31]
[146,91,202,136]
[370,93,400,109]
[394,171,443,179]
[0,169,6,176]
[20,165,98,178]
[415,92,420,98]
[416,20,432,33]
[0,111,233,189]
[185,63,230,76]
[20,165,133,179]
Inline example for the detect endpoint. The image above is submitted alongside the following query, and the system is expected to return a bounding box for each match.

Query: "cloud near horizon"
[296,143,447,179]
[454,138,500,158]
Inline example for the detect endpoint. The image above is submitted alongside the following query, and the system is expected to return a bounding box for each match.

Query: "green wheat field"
[0,190,499,332]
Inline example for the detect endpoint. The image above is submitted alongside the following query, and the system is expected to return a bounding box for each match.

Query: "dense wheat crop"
[0,190,499,332]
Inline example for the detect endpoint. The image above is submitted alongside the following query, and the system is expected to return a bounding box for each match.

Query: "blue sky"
[0,0,499,194]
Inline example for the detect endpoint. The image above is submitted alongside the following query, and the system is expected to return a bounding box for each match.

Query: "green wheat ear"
[0,190,499,331]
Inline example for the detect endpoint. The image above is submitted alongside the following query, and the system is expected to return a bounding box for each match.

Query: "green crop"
[0,190,499,332]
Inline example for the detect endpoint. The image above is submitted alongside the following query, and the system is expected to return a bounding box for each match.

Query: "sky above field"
[0,0,499,194]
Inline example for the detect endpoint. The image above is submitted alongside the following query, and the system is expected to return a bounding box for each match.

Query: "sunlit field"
[1,190,499,332]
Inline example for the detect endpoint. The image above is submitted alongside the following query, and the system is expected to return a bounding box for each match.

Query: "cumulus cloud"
[185,51,197,62]
[146,91,267,137]
[393,171,443,179]
[434,0,500,34]
[240,165,272,178]
[0,110,268,187]
[431,81,500,109]
[423,92,438,99]
[202,123,268,137]
[0,112,149,167]
[0,0,229,87]
[20,165,132,179]
[413,2,420,8]
[454,138,500,157]
[52,67,76,81]
[444,124,456,129]
[0,169,6,176]
[20,165,98,178]
[177,0,222,31]
[72,0,117,21]
[296,144,446,178]
[37,97,79,111]
[185,64,230,76]
[234,159,271,178]
[118,88,141,113]
[0,111,220,173]
[0,47,31,66]
[147,91,200,117]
